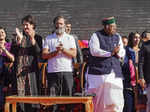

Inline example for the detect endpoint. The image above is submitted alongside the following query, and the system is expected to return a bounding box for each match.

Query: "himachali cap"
[102,17,116,25]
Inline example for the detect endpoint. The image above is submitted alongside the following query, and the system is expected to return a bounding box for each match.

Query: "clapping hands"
[15,28,23,44]
[25,28,36,45]
[56,43,64,54]
[15,27,36,45]
[25,28,35,40]
[111,45,120,56]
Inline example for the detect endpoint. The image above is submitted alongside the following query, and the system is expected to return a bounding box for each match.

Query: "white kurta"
[86,32,125,112]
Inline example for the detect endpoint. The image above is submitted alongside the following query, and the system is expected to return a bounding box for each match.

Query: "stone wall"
[0,0,150,40]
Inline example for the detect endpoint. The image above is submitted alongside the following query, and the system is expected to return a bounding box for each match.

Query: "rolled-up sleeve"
[89,33,111,57]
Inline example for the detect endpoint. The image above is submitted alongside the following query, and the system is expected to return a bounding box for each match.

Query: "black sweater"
[139,40,150,84]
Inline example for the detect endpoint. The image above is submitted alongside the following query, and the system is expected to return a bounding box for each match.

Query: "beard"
[55,27,65,35]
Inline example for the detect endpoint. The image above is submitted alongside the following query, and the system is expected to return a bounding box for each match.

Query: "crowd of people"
[0,15,149,112]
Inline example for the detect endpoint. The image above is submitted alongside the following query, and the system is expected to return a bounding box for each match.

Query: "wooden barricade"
[5,96,94,112]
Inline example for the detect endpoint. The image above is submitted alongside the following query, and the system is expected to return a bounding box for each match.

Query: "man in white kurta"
[86,17,125,112]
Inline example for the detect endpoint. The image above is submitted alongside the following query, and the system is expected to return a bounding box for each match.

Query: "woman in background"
[122,32,141,112]
[0,27,14,111]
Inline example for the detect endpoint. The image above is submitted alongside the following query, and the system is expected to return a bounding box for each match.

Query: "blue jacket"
[88,29,123,77]
[122,46,136,89]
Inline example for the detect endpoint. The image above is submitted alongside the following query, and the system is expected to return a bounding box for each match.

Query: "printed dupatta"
[16,35,33,96]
